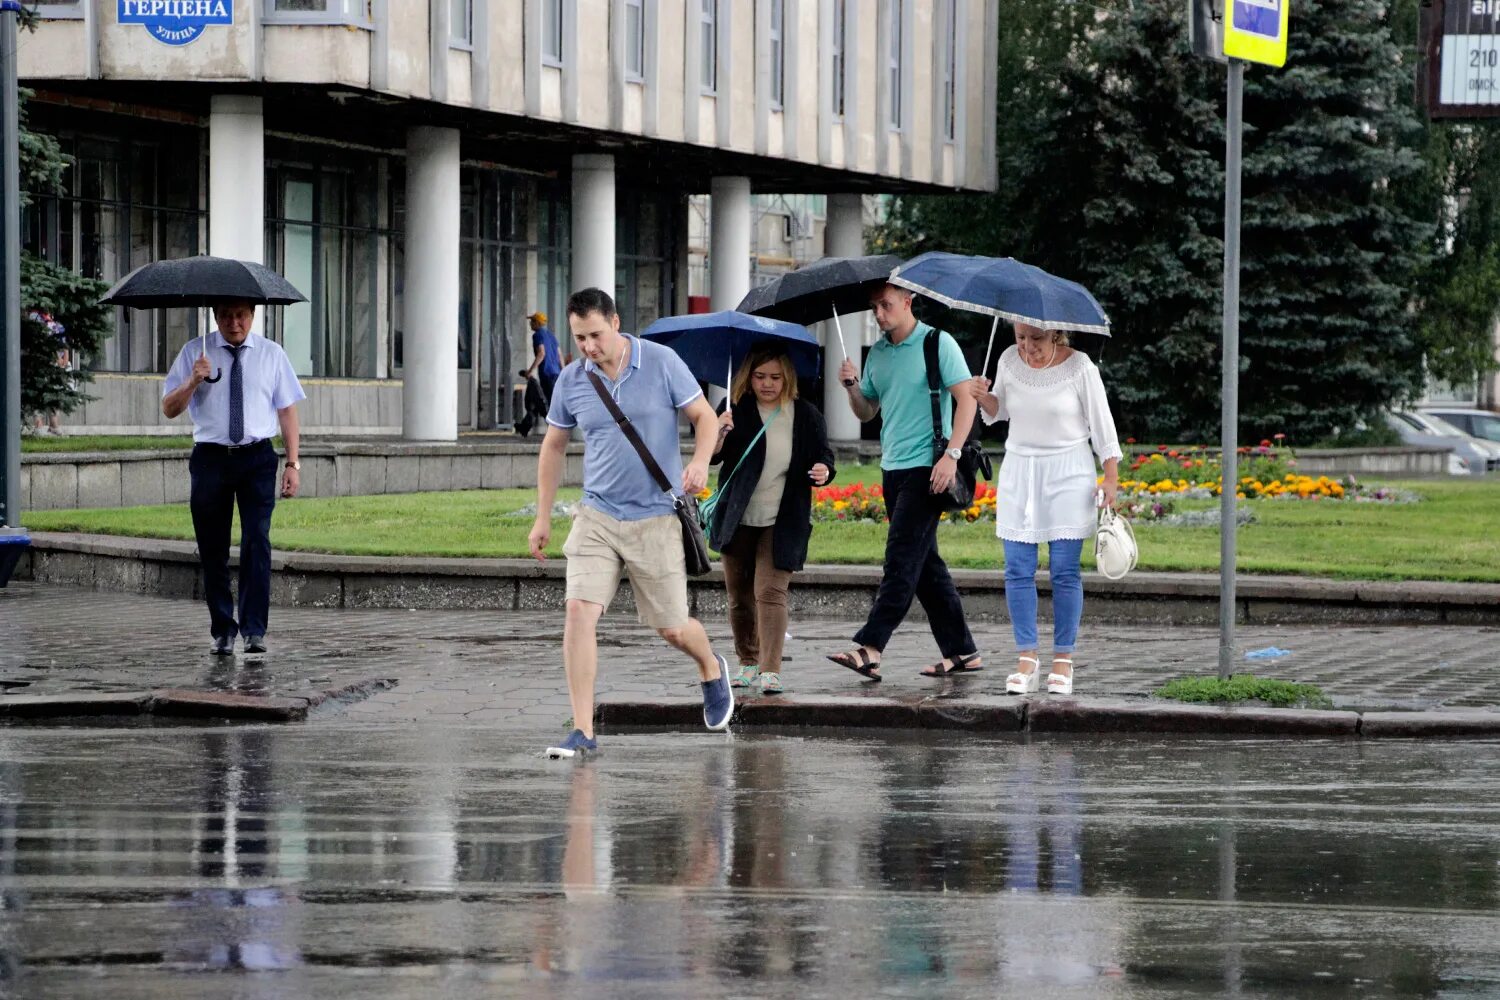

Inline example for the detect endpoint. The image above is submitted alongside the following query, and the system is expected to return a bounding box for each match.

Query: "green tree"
[16,88,110,427]
[1391,0,1500,397]
[880,0,1436,443]
[1236,0,1432,440]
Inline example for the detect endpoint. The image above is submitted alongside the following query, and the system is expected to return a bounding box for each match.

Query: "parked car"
[1383,411,1495,475]
[1420,406,1500,445]
[1399,410,1500,473]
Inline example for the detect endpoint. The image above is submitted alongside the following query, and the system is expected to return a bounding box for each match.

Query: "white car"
[1386,411,1499,475]
[1421,407,1500,446]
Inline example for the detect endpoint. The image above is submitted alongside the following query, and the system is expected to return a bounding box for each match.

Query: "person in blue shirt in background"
[525,311,564,403]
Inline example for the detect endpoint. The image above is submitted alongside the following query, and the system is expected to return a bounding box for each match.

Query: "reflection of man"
[162,301,305,656]
[525,311,564,402]
[529,288,733,759]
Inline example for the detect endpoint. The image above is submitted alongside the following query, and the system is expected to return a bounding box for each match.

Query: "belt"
[195,439,272,453]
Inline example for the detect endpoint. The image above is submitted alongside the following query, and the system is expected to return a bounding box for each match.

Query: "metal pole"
[1218,59,1244,679]
[0,1,22,532]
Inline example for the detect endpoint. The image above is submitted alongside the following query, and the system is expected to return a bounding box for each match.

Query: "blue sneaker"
[545,729,598,759]
[701,654,735,731]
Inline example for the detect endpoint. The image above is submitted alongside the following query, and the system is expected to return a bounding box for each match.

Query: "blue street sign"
[117,0,233,46]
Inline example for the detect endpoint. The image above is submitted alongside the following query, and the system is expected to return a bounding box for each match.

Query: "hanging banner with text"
[117,0,232,46]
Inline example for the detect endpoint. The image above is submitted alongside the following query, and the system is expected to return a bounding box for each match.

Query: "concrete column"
[571,154,616,297]
[823,192,864,441]
[402,126,461,442]
[708,176,751,407]
[208,96,264,263]
[709,176,751,310]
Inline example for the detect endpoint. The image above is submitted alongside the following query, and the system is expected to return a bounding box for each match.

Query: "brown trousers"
[720,524,793,672]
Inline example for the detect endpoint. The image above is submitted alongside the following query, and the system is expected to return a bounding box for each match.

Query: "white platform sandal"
[1006,655,1041,695]
[1047,656,1074,695]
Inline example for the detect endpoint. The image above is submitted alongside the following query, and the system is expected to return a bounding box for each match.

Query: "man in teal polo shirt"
[825,283,982,680]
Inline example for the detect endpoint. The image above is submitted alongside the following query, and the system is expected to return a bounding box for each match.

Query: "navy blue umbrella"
[641,311,821,388]
[891,252,1110,378]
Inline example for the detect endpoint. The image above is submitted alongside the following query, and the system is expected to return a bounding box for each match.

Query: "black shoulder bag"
[925,331,992,512]
[586,371,713,577]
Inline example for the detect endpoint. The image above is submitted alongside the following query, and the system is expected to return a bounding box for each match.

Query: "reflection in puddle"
[0,730,1495,995]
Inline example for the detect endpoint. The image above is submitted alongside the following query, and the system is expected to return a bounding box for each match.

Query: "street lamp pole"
[0,0,22,536]
[1218,58,1245,679]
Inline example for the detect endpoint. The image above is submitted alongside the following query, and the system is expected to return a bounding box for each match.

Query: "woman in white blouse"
[974,323,1122,696]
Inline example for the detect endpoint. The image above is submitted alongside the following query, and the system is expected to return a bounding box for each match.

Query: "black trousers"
[853,465,976,658]
[189,440,278,639]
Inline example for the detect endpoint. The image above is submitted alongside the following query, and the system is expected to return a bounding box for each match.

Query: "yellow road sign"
[1223,0,1290,67]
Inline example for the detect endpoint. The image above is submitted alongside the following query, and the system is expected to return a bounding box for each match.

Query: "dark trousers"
[189,440,278,639]
[853,465,976,658]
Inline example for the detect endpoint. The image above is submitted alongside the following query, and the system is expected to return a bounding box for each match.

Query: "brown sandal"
[920,652,983,677]
[827,648,882,682]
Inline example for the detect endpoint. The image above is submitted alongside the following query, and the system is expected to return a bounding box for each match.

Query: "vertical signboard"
[1431,0,1500,111]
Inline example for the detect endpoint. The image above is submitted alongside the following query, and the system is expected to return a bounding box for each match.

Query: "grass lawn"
[21,463,1500,582]
[21,435,195,453]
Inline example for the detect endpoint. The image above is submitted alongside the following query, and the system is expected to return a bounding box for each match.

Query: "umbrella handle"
[980,315,1000,383]
[832,305,856,386]
[199,312,223,383]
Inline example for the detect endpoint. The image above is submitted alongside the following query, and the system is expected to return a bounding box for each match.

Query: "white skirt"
[995,443,1098,544]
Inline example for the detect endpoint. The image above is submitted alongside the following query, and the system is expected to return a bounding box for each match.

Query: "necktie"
[225,344,244,444]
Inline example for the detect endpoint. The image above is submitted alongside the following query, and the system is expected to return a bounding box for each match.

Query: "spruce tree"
[1236,0,1432,440]
[1067,0,1224,441]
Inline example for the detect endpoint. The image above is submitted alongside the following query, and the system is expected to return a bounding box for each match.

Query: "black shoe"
[243,635,268,655]
[210,635,234,656]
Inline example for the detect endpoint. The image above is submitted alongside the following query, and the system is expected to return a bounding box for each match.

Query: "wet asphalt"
[0,721,1497,998]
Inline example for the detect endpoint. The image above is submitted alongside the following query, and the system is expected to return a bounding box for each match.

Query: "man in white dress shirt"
[162,300,306,656]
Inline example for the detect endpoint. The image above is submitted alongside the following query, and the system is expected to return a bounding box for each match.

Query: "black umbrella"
[100,255,307,384]
[100,255,307,309]
[736,253,903,385]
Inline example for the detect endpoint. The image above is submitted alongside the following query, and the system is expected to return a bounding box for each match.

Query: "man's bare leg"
[658,618,722,680]
[564,598,604,738]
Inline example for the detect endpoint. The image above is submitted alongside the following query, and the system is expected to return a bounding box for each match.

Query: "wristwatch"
[286,460,301,471]
[945,447,962,461]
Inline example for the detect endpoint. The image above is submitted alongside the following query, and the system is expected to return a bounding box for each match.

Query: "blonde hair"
[730,346,799,406]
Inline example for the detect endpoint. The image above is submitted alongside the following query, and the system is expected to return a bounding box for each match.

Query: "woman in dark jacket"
[709,344,836,695]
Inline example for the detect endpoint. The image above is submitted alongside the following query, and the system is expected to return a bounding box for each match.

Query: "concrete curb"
[18,532,1500,625]
[596,695,1500,738]
[0,678,397,723]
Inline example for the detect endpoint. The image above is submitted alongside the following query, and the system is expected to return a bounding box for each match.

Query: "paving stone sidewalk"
[3,582,1498,726]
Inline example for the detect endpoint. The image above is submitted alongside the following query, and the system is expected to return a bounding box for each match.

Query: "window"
[543,0,564,66]
[265,143,385,380]
[23,120,205,374]
[450,0,471,46]
[700,0,717,94]
[625,0,645,82]
[263,0,368,24]
[831,0,846,118]
[942,0,957,141]
[887,0,903,129]
[769,0,784,108]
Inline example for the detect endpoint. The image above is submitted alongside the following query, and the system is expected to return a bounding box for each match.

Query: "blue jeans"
[1002,537,1085,653]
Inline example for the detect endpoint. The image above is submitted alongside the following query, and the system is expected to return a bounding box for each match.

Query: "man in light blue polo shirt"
[162,299,305,657]
[825,283,982,681]
[528,287,733,759]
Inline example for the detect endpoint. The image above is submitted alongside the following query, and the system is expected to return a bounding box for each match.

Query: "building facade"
[20,0,998,440]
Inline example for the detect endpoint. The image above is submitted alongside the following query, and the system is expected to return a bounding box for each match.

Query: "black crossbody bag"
[924,331,992,512]
[586,371,713,576]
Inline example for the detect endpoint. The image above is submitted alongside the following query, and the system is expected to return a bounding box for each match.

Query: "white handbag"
[1094,506,1138,580]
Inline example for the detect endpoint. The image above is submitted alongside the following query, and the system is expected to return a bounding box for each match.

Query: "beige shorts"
[563,504,691,629]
